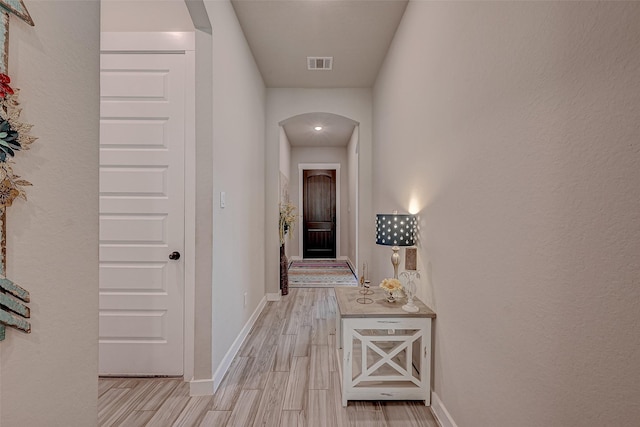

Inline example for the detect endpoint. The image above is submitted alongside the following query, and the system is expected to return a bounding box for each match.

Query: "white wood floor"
[98,288,439,426]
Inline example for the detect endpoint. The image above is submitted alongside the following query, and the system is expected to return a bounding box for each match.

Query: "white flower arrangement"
[379,278,403,293]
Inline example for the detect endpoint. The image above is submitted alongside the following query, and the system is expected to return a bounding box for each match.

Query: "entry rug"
[288,260,358,288]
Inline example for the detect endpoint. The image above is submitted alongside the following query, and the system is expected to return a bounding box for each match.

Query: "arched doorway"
[278,112,359,266]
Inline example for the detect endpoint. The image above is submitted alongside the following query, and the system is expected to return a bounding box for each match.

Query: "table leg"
[335,311,342,349]
[341,320,352,407]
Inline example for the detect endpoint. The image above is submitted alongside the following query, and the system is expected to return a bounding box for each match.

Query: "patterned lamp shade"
[375,213,417,246]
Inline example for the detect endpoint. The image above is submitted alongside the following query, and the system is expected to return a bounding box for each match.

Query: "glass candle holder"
[399,270,420,313]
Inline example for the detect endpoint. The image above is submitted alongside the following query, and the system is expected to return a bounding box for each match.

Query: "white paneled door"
[99,52,185,375]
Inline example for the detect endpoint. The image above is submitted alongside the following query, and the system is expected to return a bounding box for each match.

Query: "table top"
[335,286,436,318]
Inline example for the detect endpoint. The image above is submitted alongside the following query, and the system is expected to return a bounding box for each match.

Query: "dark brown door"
[303,169,336,258]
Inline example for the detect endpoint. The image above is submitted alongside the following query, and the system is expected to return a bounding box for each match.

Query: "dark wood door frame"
[299,164,341,259]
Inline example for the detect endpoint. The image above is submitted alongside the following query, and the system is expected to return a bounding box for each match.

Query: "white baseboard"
[266,292,281,301]
[189,379,214,396]
[430,392,458,427]
[340,256,356,275]
[212,295,267,392]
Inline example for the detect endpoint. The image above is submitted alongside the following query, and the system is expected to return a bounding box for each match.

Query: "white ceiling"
[281,112,358,147]
[231,0,408,88]
[231,0,408,147]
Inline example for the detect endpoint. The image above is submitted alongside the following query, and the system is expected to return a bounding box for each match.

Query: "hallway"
[98,288,438,426]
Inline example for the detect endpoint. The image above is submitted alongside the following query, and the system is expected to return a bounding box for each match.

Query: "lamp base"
[391,246,400,279]
[402,302,419,313]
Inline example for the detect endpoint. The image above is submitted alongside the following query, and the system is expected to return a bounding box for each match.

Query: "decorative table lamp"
[375,212,417,279]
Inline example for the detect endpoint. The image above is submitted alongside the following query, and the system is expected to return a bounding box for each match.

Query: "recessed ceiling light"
[314,126,323,131]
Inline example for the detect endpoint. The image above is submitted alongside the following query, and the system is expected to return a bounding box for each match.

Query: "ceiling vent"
[307,57,333,71]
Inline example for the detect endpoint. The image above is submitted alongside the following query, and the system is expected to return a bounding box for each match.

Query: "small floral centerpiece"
[379,278,403,303]
[279,201,297,245]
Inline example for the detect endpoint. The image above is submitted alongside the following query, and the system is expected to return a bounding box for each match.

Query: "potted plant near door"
[279,202,297,295]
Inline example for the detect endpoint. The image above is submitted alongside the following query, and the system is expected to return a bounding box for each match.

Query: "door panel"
[303,169,336,258]
[99,52,185,376]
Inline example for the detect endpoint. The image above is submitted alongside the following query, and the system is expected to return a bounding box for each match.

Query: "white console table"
[335,287,436,407]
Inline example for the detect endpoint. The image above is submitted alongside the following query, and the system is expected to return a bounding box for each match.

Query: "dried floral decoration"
[0,73,35,207]
[279,202,297,245]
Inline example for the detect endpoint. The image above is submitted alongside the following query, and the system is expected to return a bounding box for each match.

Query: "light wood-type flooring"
[98,288,438,426]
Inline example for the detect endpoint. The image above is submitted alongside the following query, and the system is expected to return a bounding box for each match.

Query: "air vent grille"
[307,57,333,71]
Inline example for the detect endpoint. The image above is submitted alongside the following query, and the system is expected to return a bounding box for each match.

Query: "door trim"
[101,32,196,382]
[298,163,341,258]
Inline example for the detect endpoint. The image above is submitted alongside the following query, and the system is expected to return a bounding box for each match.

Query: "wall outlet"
[244,292,247,307]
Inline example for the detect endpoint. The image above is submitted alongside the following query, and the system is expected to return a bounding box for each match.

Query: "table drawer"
[344,317,427,330]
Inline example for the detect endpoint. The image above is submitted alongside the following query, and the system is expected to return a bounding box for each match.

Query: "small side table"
[334,287,436,407]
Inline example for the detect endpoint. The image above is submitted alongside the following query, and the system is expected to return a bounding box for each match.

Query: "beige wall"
[1,1,100,424]
[205,0,267,376]
[193,28,214,381]
[279,127,291,181]
[279,129,292,258]
[346,127,359,271]
[374,2,640,425]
